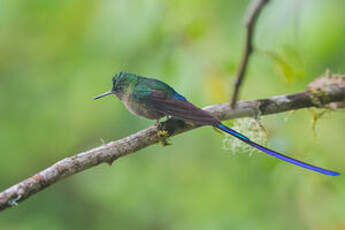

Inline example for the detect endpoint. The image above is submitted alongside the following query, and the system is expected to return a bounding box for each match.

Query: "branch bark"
[231,0,270,108]
[0,80,344,212]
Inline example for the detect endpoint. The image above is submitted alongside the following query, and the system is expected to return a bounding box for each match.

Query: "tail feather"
[216,123,339,176]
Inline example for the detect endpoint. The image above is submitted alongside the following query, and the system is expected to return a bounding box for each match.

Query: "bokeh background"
[1,0,344,229]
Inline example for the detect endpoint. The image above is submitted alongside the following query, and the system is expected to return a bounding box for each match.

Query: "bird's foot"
[156,130,172,146]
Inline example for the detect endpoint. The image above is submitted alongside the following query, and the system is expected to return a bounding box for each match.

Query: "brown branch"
[230,0,270,108]
[1,79,344,212]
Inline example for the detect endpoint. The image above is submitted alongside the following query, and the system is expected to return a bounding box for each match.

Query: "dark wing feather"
[141,90,218,125]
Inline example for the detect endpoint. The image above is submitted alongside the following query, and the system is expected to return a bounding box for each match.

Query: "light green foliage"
[261,45,305,83]
[308,108,331,138]
[1,0,345,229]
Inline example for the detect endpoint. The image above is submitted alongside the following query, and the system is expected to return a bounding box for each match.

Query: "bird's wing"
[137,90,217,125]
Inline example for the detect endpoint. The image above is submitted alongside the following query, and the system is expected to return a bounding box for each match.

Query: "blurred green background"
[1,0,345,229]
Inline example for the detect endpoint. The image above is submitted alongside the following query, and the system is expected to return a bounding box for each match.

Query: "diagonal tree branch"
[0,77,344,212]
[231,0,270,108]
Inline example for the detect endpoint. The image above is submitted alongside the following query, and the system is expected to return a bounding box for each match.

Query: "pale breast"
[122,93,164,120]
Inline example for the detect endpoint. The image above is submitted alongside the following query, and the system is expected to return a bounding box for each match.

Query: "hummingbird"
[94,72,339,176]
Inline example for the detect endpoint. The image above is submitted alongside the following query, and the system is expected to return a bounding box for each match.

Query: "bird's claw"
[156,130,172,146]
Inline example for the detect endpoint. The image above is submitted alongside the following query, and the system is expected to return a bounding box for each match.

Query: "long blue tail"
[216,123,339,176]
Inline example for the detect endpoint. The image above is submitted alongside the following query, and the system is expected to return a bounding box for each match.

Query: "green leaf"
[261,45,305,82]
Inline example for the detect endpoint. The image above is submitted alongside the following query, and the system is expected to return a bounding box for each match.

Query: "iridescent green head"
[94,72,137,100]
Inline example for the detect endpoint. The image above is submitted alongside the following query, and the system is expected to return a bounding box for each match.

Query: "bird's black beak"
[93,91,113,100]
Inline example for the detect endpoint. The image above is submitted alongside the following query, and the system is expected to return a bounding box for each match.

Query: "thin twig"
[230,0,270,108]
[0,82,344,212]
